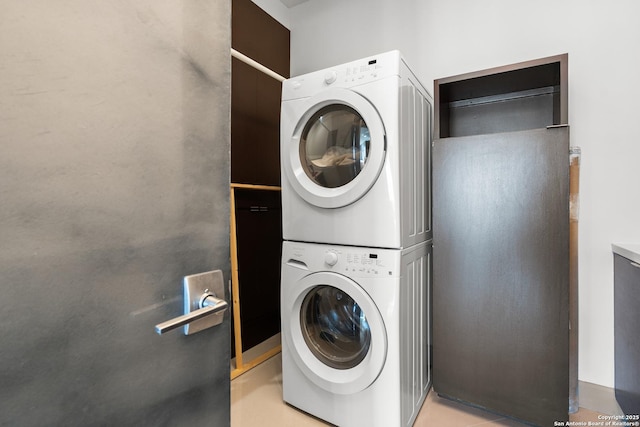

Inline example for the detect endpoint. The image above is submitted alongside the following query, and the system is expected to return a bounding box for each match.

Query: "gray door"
[0,2,231,426]
[432,127,569,426]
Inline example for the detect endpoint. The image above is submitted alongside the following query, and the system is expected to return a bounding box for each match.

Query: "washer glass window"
[300,285,371,369]
[300,105,371,188]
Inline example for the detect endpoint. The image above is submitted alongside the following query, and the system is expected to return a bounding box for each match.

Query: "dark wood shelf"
[435,54,567,138]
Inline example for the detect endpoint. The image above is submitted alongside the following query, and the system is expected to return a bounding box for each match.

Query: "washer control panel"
[284,241,402,278]
[323,248,395,277]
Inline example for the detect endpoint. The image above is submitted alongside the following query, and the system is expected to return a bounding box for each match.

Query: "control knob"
[324,251,338,266]
[324,70,338,85]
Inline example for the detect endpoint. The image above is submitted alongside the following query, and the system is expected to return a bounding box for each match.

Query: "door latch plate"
[183,270,226,335]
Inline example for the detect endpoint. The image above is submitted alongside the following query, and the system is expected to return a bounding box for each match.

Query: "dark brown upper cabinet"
[231,0,290,186]
[435,54,567,139]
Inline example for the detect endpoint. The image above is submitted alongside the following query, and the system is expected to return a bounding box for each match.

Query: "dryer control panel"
[282,50,403,101]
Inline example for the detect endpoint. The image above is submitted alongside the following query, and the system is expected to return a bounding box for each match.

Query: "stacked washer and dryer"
[280,51,433,427]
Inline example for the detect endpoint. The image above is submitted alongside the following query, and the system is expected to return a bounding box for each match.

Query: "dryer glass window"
[300,285,371,369]
[300,105,371,188]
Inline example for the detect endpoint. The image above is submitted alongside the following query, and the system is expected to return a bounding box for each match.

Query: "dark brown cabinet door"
[614,254,640,415]
[232,190,283,356]
[433,127,570,426]
[231,57,283,186]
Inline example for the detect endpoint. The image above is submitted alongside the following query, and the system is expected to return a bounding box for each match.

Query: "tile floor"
[231,353,607,427]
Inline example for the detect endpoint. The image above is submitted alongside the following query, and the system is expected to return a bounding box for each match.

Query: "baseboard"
[578,380,624,415]
[231,333,281,372]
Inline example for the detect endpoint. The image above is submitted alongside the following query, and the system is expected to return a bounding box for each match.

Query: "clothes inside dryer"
[301,104,371,188]
[300,285,371,370]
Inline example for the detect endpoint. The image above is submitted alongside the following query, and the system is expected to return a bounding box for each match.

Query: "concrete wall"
[0,1,231,424]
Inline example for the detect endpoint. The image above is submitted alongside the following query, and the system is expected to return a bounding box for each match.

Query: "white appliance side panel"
[400,62,433,248]
[424,243,433,395]
[399,241,431,426]
[400,79,417,244]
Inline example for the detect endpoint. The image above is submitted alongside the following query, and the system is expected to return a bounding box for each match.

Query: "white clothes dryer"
[280,51,433,249]
[280,240,432,427]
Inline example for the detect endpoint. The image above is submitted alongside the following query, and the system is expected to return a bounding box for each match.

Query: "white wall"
[289,0,640,388]
[251,0,291,28]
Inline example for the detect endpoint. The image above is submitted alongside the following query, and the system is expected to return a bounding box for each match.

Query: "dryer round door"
[283,88,386,209]
[283,271,387,395]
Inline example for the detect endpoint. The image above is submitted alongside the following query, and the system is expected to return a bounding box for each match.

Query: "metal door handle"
[155,293,228,334]
[155,270,228,336]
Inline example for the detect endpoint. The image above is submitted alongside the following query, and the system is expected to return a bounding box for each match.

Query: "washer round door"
[283,88,386,209]
[283,271,387,395]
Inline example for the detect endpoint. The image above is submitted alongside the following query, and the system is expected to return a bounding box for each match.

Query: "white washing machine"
[280,51,433,249]
[281,240,432,427]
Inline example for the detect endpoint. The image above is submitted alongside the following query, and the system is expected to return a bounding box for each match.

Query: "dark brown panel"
[231,57,282,186]
[433,127,570,426]
[232,0,290,78]
[231,190,282,355]
[614,254,640,415]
